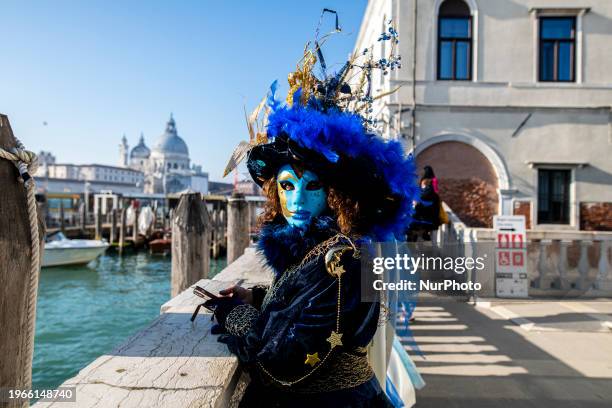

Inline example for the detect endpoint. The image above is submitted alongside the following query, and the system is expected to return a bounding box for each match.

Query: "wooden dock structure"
[43,192,264,259]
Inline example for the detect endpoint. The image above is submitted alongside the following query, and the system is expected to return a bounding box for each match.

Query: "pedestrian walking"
[408,178,441,241]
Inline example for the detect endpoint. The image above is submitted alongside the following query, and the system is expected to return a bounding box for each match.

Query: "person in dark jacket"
[408,178,441,241]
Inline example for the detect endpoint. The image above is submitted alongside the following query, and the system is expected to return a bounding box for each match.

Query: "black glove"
[204,296,244,328]
[210,323,227,335]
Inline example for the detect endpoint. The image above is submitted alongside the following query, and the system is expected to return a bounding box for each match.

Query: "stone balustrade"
[434,203,612,298]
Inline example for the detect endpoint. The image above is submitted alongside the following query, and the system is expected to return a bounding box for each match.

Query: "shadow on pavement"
[398,295,612,408]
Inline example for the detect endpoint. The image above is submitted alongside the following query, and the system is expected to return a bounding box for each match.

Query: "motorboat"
[42,232,109,267]
[149,234,171,255]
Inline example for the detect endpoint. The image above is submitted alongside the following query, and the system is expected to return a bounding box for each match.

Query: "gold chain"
[336,275,342,332]
[258,235,353,387]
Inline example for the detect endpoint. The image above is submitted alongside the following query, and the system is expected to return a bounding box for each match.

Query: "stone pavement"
[401,296,612,408]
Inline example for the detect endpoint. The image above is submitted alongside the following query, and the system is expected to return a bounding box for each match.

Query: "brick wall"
[437,178,497,228]
[513,201,532,229]
[580,202,612,231]
[417,141,498,228]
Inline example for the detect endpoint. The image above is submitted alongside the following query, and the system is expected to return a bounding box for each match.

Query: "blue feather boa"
[257,216,338,278]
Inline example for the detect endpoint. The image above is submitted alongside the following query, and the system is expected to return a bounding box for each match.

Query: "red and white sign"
[494,215,528,298]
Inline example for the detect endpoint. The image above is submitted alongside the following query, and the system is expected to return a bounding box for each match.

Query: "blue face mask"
[277,164,327,230]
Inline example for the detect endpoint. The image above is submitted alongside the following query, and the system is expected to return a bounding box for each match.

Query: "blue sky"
[0,0,367,182]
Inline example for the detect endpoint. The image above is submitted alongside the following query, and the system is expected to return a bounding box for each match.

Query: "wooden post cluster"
[0,114,45,406]
[227,192,250,264]
[171,193,210,297]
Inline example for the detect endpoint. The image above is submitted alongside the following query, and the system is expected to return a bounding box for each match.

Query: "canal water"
[32,253,227,391]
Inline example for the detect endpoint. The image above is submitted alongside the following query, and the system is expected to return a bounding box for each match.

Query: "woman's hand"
[219,285,253,305]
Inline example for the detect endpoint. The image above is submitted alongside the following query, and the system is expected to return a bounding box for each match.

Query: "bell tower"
[119,134,129,167]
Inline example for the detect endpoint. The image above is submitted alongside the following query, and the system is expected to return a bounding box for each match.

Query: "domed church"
[119,114,208,194]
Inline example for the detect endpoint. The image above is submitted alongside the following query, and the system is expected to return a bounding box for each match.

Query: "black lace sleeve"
[249,284,269,310]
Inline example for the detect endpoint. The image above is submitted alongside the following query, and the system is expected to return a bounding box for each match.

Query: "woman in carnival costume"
[205,13,422,407]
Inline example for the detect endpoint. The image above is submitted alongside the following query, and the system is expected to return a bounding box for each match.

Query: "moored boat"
[149,237,171,255]
[42,232,109,267]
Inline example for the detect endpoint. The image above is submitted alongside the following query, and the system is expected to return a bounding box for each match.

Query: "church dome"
[130,133,151,159]
[153,114,189,156]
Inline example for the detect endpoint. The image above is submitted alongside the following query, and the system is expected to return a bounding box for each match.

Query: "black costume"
[208,12,419,407]
[217,216,391,407]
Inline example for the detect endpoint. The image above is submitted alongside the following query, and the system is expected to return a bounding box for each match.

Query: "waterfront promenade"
[408,296,612,407]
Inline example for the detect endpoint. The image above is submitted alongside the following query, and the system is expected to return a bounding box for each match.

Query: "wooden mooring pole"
[59,199,65,233]
[110,209,117,245]
[171,193,210,297]
[132,206,140,241]
[95,202,102,240]
[118,207,126,255]
[0,114,45,407]
[79,201,86,234]
[211,202,220,259]
[227,192,249,264]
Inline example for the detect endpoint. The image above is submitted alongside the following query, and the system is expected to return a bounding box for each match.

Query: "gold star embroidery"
[327,331,343,349]
[304,352,320,367]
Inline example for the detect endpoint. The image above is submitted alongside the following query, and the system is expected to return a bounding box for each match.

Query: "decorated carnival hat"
[224,10,418,240]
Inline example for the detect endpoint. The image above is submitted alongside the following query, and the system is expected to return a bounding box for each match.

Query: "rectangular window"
[437,17,472,80]
[539,17,576,82]
[538,169,570,224]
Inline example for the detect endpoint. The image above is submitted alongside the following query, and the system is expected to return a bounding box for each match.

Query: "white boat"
[42,232,109,268]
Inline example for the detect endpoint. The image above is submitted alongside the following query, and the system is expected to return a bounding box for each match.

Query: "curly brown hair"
[257,175,361,236]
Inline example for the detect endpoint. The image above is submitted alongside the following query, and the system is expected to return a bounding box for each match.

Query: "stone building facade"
[354,0,612,230]
[36,161,145,193]
[120,115,209,194]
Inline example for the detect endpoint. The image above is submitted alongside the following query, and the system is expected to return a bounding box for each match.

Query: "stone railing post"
[577,240,593,290]
[554,240,568,290]
[536,240,553,289]
[594,240,612,290]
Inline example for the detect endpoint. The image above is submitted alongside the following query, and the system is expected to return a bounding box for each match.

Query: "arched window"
[437,0,472,80]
